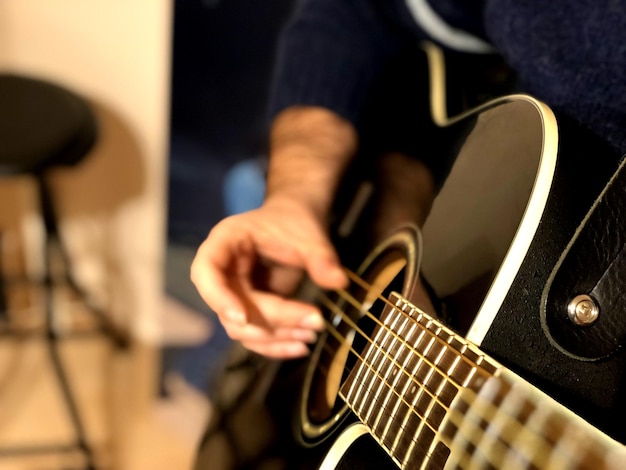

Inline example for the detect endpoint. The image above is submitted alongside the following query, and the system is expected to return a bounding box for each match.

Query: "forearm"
[265,106,358,220]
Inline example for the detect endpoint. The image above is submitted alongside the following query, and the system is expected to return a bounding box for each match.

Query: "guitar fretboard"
[339,293,626,469]
[443,376,621,469]
[340,292,499,469]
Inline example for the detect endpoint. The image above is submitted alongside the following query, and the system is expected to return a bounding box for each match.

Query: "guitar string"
[341,267,591,465]
[340,267,603,467]
[321,297,547,468]
[314,269,564,467]
[320,308,463,465]
[319,303,552,469]
[346,268,490,376]
[322,291,580,469]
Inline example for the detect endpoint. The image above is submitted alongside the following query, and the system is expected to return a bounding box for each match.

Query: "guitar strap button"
[567,294,600,326]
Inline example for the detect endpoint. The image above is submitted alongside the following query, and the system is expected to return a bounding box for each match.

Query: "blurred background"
[164,0,294,397]
[0,1,294,468]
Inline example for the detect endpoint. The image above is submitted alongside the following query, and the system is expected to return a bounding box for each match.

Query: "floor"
[0,277,218,470]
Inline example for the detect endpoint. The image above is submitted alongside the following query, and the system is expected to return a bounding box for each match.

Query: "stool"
[0,74,126,469]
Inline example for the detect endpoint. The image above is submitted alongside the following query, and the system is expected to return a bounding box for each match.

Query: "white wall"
[0,0,173,343]
[0,7,175,463]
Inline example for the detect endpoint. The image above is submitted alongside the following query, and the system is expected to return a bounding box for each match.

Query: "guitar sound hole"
[300,243,412,441]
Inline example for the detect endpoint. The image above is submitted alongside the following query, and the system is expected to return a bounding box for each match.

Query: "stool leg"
[37,176,128,347]
[45,308,96,470]
[37,175,97,470]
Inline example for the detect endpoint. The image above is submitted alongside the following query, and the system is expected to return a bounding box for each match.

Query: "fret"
[444,354,466,392]
[372,320,420,434]
[384,330,429,455]
[358,322,395,415]
[387,305,446,465]
[423,442,451,470]
[402,330,455,468]
[340,293,509,469]
[335,292,626,470]
[444,378,514,469]
[343,313,389,414]
[442,375,626,470]
[451,344,481,389]
[374,314,435,445]
[403,421,437,467]
[343,367,366,415]
[361,309,413,424]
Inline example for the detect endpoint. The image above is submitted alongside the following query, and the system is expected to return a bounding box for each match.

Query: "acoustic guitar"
[294,44,626,469]
[195,43,626,470]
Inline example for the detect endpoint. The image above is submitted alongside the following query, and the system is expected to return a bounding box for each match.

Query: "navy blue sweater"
[269,0,626,157]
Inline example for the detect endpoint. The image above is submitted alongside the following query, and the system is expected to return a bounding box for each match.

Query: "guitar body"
[295,87,626,468]
[193,43,626,470]
[475,115,626,442]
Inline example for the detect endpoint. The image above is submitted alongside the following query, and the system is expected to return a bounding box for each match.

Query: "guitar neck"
[339,292,626,469]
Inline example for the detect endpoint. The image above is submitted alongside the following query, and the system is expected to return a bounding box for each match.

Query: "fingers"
[221,290,325,338]
[190,207,346,359]
[190,218,254,316]
[246,340,311,359]
[192,232,328,358]
[246,290,323,327]
[222,323,317,358]
[219,295,327,359]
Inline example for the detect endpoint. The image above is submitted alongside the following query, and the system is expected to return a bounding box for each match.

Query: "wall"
[0,2,174,465]
[0,1,172,342]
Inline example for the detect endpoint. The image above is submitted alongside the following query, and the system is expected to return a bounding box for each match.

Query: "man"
[191,0,626,359]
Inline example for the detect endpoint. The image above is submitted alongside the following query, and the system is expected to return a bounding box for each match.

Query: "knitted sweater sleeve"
[484,0,626,156]
[268,0,414,127]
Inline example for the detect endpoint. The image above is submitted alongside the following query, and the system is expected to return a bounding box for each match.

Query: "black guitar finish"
[543,155,626,361]
[309,102,626,467]
[193,42,626,468]
[479,113,626,443]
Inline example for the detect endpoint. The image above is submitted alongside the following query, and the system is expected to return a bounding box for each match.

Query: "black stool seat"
[0,73,97,174]
[0,73,114,470]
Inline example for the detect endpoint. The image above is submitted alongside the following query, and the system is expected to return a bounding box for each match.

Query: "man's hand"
[192,106,357,359]
[191,197,348,358]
